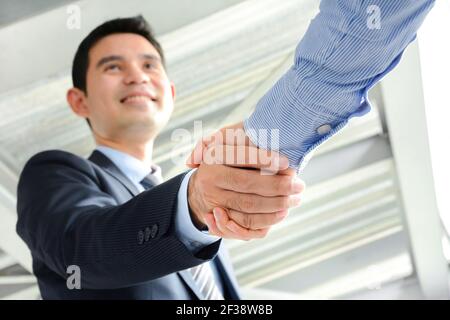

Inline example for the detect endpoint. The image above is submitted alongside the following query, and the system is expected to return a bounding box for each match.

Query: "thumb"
[185,137,209,168]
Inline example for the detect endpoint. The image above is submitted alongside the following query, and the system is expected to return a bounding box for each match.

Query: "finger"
[186,126,239,168]
[185,138,208,168]
[214,207,269,240]
[226,220,269,239]
[207,208,252,241]
[203,145,289,172]
[226,209,289,229]
[220,189,302,213]
[279,168,297,176]
[215,123,252,147]
[216,166,305,196]
[213,208,250,241]
[204,212,225,238]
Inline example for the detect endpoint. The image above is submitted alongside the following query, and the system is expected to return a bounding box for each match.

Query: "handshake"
[185,121,305,241]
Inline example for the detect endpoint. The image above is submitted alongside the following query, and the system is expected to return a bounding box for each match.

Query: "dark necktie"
[140,175,158,190]
[140,165,163,190]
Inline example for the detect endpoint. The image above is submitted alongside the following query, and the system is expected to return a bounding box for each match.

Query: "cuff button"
[317,124,332,135]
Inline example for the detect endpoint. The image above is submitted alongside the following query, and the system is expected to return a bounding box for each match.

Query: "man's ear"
[67,88,90,119]
[170,82,176,101]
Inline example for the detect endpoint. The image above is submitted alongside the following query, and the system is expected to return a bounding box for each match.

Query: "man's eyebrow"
[140,54,161,62]
[96,55,124,69]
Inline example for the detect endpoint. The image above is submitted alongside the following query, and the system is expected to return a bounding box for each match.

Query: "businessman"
[16,17,303,299]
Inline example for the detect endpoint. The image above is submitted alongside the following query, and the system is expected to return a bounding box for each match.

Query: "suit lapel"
[88,150,140,196]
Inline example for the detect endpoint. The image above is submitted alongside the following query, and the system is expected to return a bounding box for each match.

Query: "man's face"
[83,33,174,140]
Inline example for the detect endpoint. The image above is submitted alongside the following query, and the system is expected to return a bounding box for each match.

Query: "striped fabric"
[244,0,435,170]
[189,263,224,300]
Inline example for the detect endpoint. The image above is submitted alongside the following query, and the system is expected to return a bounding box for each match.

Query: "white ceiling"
[0,0,245,95]
[0,0,73,27]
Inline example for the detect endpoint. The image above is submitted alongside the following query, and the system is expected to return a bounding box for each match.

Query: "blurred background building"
[0,0,449,299]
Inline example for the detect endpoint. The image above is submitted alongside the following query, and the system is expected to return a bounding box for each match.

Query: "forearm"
[244,0,435,169]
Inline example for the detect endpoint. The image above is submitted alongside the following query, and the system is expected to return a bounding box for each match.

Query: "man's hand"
[186,122,305,240]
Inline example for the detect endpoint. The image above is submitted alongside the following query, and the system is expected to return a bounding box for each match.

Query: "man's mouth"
[120,92,157,104]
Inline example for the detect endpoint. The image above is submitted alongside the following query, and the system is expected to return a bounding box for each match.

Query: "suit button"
[150,224,158,238]
[144,227,151,242]
[137,230,145,245]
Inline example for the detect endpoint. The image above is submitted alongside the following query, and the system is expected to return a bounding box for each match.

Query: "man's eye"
[105,65,120,71]
[144,63,155,70]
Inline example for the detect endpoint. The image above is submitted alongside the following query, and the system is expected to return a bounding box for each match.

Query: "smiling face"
[68,33,175,143]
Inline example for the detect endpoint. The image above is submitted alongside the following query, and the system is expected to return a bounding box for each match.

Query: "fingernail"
[213,208,219,219]
[289,195,302,207]
[292,178,304,193]
[279,156,289,169]
[277,210,288,218]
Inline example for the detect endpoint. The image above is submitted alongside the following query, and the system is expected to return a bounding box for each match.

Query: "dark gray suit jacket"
[16,150,240,299]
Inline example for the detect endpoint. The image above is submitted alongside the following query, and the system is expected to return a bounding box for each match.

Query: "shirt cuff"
[175,168,221,253]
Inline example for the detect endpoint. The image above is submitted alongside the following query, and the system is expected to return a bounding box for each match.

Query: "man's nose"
[123,65,150,85]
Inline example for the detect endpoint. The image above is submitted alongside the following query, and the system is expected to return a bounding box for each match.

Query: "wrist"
[187,170,208,230]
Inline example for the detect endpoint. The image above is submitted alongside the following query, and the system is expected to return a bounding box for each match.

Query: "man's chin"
[118,107,171,133]
[120,116,166,134]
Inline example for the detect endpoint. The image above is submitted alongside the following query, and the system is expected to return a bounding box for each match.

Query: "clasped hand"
[185,122,305,241]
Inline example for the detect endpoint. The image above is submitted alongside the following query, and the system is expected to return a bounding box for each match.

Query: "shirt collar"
[95,146,161,186]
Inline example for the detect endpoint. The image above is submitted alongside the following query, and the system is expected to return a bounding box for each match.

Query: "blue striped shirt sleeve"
[243,0,435,170]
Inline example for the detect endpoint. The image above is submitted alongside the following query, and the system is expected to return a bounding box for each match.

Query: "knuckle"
[225,169,239,188]
[228,196,244,212]
[225,196,236,210]
[196,169,209,188]
[283,176,294,194]
[271,177,281,194]
[233,170,252,191]
[270,176,290,196]
[280,176,293,195]
[239,195,255,212]
[279,196,290,210]
[241,174,254,190]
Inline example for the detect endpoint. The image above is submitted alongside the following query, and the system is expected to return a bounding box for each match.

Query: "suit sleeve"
[16,151,221,290]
